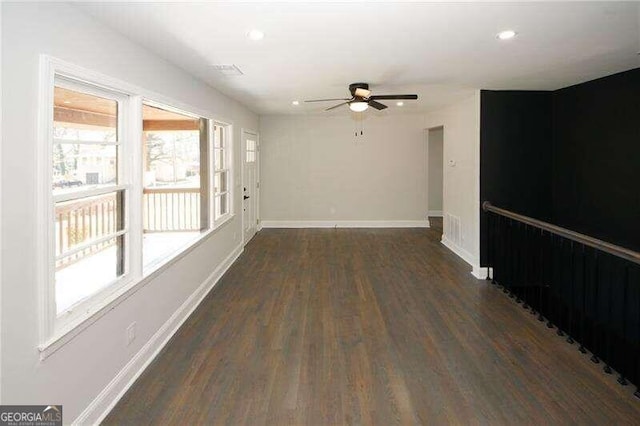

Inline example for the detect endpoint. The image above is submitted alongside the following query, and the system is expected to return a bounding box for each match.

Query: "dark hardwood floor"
[104,227,640,425]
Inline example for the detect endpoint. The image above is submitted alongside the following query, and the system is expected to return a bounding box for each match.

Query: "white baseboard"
[440,236,483,280]
[261,220,430,228]
[428,210,443,217]
[471,266,492,280]
[74,243,244,425]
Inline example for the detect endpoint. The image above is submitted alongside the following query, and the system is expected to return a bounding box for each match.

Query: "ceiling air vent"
[212,64,244,76]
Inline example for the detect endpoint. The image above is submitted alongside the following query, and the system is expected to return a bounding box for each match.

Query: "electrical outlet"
[126,322,136,346]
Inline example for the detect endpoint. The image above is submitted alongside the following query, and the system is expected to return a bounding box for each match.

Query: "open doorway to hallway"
[428,126,444,236]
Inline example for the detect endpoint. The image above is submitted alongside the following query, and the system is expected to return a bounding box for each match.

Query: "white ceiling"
[77,2,640,115]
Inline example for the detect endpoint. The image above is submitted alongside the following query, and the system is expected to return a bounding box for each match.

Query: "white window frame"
[212,122,233,225]
[51,77,133,330]
[140,100,212,273]
[37,56,235,359]
[38,63,140,348]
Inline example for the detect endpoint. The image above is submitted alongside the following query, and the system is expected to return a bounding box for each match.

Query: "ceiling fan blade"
[369,94,418,100]
[325,102,350,111]
[305,98,351,103]
[368,100,388,110]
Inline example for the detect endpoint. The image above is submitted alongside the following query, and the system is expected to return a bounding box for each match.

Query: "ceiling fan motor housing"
[349,82,369,97]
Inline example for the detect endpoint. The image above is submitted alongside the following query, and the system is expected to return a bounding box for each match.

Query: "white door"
[242,131,259,244]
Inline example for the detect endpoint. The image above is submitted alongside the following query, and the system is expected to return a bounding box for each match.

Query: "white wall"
[259,113,429,226]
[1,2,257,421]
[427,127,443,214]
[424,93,482,276]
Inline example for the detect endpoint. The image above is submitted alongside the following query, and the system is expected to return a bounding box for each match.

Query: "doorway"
[428,126,444,235]
[242,129,259,245]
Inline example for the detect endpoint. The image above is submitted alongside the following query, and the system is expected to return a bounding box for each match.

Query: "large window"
[52,79,128,315]
[141,103,209,272]
[41,64,233,345]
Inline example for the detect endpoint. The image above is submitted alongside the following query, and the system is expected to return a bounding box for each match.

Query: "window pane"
[52,81,126,318]
[54,86,117,143]
[143,130,200,187]
[221,194,228,216]
[52,144,117,194]
[143,232,199,273]
[142,103,205,270]
[215,194,228,218]
[247,139,256,151]
[214,171,227,194]
[143,188,200,232]
[55,235,124,314]
[214,125,224,148]
[54,191,124,260]
[214,148,225,170]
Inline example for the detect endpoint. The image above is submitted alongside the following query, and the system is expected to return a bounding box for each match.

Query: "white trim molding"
[261,220,430,228]
[73,243,244,425]
[440,236,485,279]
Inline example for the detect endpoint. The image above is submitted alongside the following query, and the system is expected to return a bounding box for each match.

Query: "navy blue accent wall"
[552,68,640,252]
[480,90,553,264]
[480,68,640,263]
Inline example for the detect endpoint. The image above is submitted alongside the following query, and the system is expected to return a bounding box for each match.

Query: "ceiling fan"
[304,82,418,112]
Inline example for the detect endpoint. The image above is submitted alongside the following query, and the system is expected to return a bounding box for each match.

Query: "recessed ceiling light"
[292,100,299,106]
[246,29,264,41]
[63,100,72,104]
[497,30,517,40]
[396,101,404,107]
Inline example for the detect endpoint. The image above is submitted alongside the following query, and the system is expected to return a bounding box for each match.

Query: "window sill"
[38,214,236,360]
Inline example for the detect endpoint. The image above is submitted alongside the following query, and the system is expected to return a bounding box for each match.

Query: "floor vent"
[445,213,462,246]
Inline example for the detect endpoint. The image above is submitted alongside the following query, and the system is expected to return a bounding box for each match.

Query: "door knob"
[243,195,250,200]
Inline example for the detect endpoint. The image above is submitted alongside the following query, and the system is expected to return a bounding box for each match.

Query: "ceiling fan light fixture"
[349,101,369,112]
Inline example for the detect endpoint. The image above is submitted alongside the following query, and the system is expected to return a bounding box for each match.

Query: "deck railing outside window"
[56,188,200,270]
[55,193,118,270]
[142,187,200,232]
